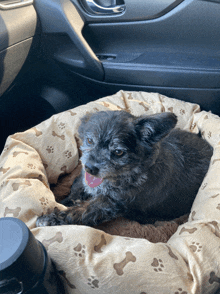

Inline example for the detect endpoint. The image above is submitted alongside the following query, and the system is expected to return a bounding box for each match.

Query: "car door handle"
[0,0,33,10]
[85,0,125,15]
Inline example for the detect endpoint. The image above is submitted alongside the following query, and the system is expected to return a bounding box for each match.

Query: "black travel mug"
[0,217,65,294]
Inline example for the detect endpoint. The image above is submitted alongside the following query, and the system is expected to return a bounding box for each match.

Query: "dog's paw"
[36,215,54,227]
[36,210,67,227]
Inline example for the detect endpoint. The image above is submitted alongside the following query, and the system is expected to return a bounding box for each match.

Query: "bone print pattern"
[13,151,28,157]
[205,221,220,238]
[113,252,136,276]
[42,232,63,250]
[68,110,77,116]
[12,180,32,191]
[0,167,10,174]
[3,144,9,152]
[32,127,42,137]
[179,227,197,235]
[58,270,76,289]
[4,207,21,217]
[212,158,220,165]
[190,210,197,221]
[166,245,178,260]
[94,234,107,253]
[52,131,65,140]
[211,193,219,199]
[139,102,149,112]
[2,91,220,294]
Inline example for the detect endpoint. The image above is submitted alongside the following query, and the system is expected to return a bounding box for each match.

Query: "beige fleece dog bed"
[1,90,220,294]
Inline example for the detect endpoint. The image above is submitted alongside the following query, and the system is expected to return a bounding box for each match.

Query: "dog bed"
[1,90,220,294]
[51,164,189,243]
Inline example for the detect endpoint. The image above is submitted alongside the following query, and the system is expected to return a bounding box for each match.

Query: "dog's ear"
[78,112,93,138]
[135,112,177,144]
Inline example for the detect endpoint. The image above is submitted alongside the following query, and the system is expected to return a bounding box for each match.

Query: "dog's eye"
[87,138,93,145]
[114,149,124,156]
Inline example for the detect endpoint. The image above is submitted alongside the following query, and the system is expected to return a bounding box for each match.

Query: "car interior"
[1,0,220,293]
[1,0,220,153]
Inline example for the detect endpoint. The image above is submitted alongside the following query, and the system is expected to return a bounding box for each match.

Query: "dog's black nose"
[85,163,99,176]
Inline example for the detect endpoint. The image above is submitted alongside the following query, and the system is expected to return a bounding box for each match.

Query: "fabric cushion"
[1,90,220,294]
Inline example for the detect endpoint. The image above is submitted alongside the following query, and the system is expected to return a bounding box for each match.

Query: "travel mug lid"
[0,217,45,292]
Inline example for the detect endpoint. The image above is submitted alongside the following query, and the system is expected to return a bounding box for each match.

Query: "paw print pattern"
[189,242,202,253]
[180,109,185,115]
[46,146,54,154]
[151,258,164,272]
[74,243,86,258]
[39,197,49,207]
[65,151,72,159]
[208,131,212,139]
[216,204,220,210]
[58,122,66,129]
[87,276,99,289]
[174,288,188,294]
[27,163,36,169]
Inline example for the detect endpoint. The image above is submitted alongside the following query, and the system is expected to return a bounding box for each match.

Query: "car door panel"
[82,0,220,88]
[0,5,37,95]
[34,0,220,113]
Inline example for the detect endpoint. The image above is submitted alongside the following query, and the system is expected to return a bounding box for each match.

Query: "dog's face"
[78,110,177,182]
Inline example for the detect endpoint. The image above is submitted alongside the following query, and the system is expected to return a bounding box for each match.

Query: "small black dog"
[36,110,213,227]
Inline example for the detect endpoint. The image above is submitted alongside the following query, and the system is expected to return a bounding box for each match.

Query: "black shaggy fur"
[36,110,213,227]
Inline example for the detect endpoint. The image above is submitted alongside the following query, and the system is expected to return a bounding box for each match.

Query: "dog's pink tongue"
[85,171,103,188]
